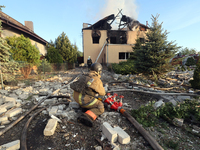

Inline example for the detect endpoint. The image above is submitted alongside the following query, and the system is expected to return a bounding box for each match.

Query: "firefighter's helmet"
[91,63,102,75]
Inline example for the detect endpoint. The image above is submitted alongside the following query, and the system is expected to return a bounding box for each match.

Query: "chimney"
[146,21,148,26]
[24,21,34,32]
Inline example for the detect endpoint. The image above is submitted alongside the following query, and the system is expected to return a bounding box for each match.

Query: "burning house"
[82,11,149,65]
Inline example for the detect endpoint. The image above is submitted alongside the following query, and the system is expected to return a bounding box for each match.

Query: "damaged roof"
[83,13,149,31]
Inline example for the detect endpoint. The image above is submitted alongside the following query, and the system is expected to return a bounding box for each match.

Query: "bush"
[37,59,52,74]
[181,65,186,71]
[111,60,137,75]
[190,61,200,89]
[185,57,196,66]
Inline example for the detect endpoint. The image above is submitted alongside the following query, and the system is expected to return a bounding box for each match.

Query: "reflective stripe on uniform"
[82,97,98,107]
[78,93,98,107]
[78,93,82,105]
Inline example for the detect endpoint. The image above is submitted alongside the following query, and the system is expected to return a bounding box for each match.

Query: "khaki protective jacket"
[73,71,105,108]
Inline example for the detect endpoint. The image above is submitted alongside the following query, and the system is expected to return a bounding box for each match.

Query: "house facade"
[0,11,47,56]
[82,14,149,65]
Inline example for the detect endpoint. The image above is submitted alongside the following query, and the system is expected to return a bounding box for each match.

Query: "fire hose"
[98,93,164,150]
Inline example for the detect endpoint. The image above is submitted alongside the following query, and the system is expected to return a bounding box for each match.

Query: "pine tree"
[132,14,179,76]
[55,32,77,63]
[190,61,200,89]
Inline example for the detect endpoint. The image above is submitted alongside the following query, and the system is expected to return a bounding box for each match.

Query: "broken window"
[92,30,101,44]
[119,52,130,60]
[108,30,127,44]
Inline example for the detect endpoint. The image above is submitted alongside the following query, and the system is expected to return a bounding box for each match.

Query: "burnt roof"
[0,11,47,44]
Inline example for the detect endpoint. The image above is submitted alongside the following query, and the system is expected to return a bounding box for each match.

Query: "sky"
[1,0,200,52]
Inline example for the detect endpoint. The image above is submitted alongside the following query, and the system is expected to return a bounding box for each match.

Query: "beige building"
[0,11,47,56]
[82,14,149,65]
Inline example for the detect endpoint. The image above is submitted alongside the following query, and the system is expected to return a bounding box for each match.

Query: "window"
[92,30,101,44]
[110,37,117,44]
[119,52,130,60]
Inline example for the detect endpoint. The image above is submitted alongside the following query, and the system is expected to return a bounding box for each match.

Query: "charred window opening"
[108,31,127,44]
[92,30,101,44]
[119,52,130,60]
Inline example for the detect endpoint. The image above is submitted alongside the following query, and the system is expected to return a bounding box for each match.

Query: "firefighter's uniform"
[71,71,105,125]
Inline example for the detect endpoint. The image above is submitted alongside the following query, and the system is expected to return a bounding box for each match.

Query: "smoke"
[99,0,138,20]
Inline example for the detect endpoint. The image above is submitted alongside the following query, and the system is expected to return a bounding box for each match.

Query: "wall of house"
[83,28,148,64]
[2,29,47,56]
[83,30,107,64]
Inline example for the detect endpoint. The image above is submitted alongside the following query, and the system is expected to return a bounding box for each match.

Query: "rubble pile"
[0,68,200,150]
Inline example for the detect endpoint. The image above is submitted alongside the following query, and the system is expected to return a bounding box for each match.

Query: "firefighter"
[87,56,92,71]
[70,63,105,127]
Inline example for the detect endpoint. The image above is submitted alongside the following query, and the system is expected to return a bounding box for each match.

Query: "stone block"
[0,107,7,115]
[44,99,56,105]
[5,108,22,117]
[49,106,58,116]
[113,126,130,144]
[177,96,190,102]
[1,120,10,125]
[173,118,184,127]
[154,99,165,109]
[4,97,16,103]
[102,122,117,143]
[44,119,58,136]
[1,101,16,109]
[0,116,8,122]
[0,140,20,150]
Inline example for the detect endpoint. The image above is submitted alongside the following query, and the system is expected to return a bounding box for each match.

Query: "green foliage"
[163,139,179,150]
[131,101,159,127]
[131,99,200,127]
[132,14,179,76]
[190,61,200,89]
[185,57,196,66]
[111,60,137,75]
[46,47,63,63]
[179,47,197,55]
[0,6,19,82]
[37,59,52,74]
[55,32,77,63]
[6,35,41,67]
[187,66,191,71]
[181,65,186,71]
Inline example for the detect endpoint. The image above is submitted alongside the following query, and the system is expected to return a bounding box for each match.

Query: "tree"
[179,47,197,55]
[0,5,19,83]
[55,32,77,63]
[132,14,179,76]
[6,35,41,78]
[190,61,200,89]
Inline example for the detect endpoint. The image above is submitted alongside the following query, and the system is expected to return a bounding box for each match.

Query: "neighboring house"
[0,11,47,56]
[82,13,149,65]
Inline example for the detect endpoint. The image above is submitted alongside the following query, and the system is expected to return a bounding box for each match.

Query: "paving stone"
[44,119,58,136]
[0,140,20,150]
[102,122,117,143]
[113,126,130,144]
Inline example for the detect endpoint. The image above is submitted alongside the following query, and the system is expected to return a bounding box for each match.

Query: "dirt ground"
[0,67,200,150]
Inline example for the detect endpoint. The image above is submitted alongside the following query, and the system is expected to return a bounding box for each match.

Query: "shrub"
[185,57,196,66]
[111,60,137,75]
[37,59,52,74]
[190,61,200,89]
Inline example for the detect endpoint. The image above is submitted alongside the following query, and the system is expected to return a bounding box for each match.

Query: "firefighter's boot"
[77,110,97,127]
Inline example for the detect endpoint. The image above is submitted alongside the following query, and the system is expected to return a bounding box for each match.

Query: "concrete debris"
[0,68,198,149]
[0,140,20,150]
